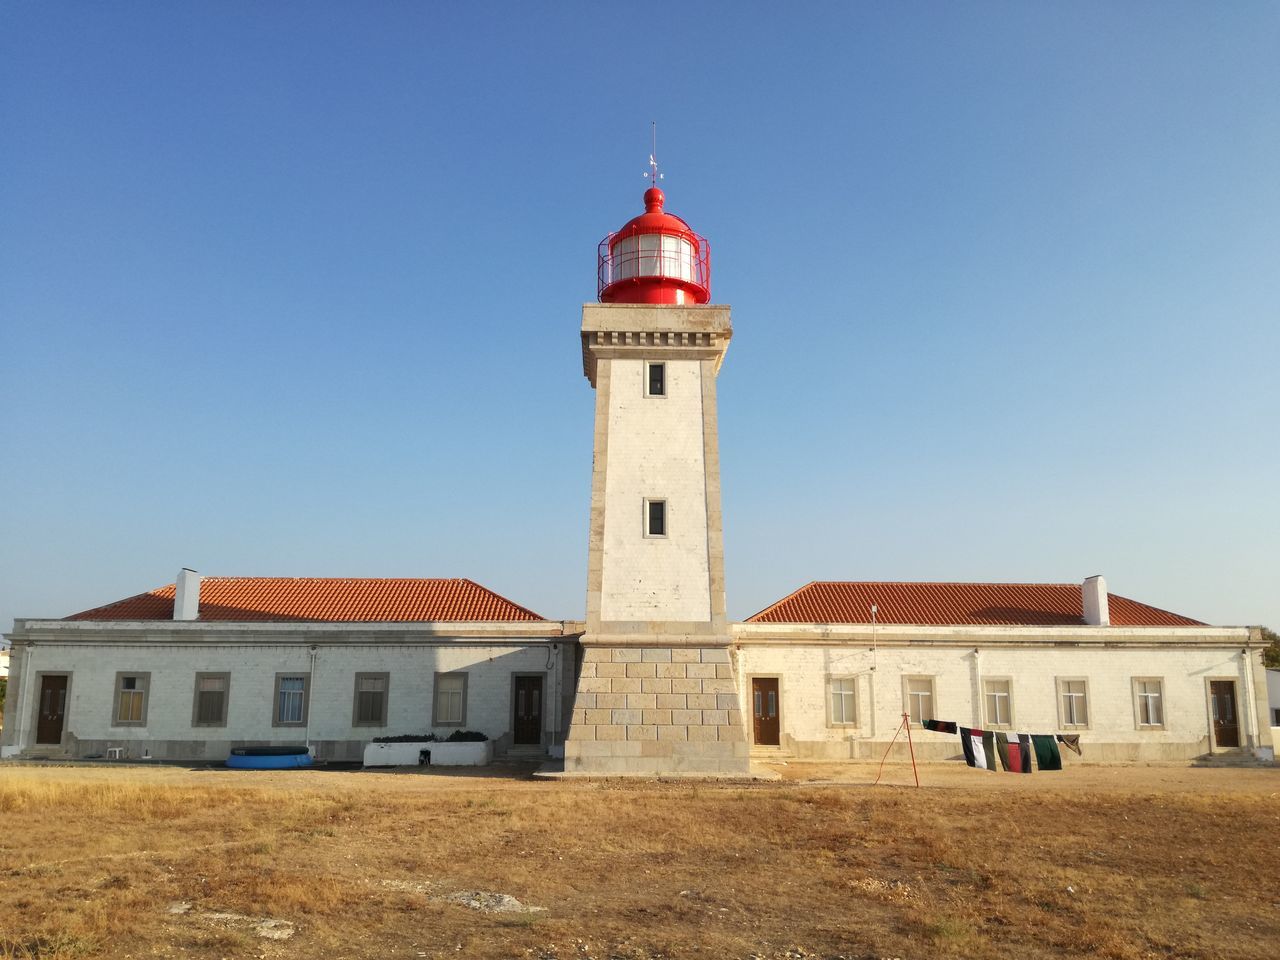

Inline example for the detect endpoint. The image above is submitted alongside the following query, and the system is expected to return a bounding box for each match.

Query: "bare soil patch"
[0,762,1276,959]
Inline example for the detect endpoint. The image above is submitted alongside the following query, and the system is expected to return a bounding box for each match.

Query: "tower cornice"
[580,303,732,386]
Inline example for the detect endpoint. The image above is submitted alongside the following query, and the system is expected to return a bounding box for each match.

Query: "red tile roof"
[745,582,1205,627]
[65,578,546,623]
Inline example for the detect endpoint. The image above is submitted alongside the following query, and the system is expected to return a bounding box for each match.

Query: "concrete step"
[16,750,73,761]
[749,746,795,761]
[504,746,549,761]
[1191,750,1273,768]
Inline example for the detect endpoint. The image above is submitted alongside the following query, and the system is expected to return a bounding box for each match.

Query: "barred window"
[354,673,389,727]
[275,674,309,726]
[193,673,229,727]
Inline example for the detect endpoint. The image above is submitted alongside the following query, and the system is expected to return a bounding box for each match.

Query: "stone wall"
[564,645,749,775]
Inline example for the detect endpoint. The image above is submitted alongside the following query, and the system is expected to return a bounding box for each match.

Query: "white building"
[1,185,1273,770]
[1,576,576,762]
[733,580,1269,762]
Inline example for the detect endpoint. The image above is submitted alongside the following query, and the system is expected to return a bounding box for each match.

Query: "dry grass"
[0,763,1277,959]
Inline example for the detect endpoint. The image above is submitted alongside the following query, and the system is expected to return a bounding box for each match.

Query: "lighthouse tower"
[563,183,750,775]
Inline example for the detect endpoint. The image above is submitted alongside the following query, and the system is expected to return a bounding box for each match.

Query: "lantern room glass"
[608,233,696,285]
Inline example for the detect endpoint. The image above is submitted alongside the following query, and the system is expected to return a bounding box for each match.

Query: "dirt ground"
[1,760,1277,960]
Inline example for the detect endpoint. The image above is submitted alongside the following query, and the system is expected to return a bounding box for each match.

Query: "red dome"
[598,188,711,305]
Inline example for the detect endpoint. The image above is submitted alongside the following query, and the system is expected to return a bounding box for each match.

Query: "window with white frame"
[1133,677,1164,728]
[353,673,389,727]
[644,498,667,538]
[274,673,309,726]
[113,672,149,726]
[193,672,229,727]
[983,678,1013,728]
[434,672,467,726]
[904,676,936,726]
[1057,678,1089,727]
[828,677,857,726]
[645,361,666,398]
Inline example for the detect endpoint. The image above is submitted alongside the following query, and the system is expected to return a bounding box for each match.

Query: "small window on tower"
[645,498,667,537]
[646,362,666,398]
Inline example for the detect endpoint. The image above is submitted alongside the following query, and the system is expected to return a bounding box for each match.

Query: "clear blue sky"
[2,2,1277,635]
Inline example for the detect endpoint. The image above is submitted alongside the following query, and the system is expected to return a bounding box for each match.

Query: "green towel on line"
[1031,734,1062,771]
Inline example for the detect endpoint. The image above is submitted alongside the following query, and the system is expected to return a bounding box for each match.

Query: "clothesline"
[922,718,1083,773]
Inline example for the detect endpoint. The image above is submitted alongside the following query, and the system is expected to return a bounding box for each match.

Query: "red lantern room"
[597,187,711,305]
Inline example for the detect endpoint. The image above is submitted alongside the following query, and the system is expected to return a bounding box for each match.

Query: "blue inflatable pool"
[226,747,313,770]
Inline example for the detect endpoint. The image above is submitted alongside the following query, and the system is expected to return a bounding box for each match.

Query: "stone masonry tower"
[563,184,751,775]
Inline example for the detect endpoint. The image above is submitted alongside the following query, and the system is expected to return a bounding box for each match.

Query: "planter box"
[363,740,492,768]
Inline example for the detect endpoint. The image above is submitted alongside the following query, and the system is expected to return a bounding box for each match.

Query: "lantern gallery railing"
[598,232,711,300]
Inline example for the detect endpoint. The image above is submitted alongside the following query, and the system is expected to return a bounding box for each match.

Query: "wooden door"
[1210,681,1239,748]
[513,676,543,746]
[37,675,68,745]
[752,677,780,746]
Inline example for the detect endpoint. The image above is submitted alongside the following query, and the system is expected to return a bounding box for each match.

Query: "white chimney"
[1082,575,1110,626]
[174,568,202,621]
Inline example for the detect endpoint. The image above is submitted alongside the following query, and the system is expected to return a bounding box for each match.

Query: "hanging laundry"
[959,727,996,770]
[1056,734,1083,756]
[1031,734,1062,771]
[995,732,1028,773]
[1017,734,1034,773]
[1006,739,1025,773]
[994,732,1012,771]
[924,719,958,734]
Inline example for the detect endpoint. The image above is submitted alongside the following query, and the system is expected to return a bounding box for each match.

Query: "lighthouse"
[563,180,751,776]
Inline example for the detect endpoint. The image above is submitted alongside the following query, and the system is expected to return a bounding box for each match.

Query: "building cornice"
[6,618,1252,649]
[730,621,1254,647]
[6,619,577,646]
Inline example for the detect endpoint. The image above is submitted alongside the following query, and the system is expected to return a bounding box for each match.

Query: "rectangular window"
[1134,678,1164,728]
[1057,678,1090,728]
[192,672,230,727]
[273,673,310,727]
[113,672,150,726]
[645,498,667,537]
[353,672,390,727]
[434,672,467,726]
[904,676,936,726]
[828,677,857,726]
[646,361,666,397]
[983,678,1013,728]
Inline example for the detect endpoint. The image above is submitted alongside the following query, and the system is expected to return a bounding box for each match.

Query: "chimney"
[174,568,202,621]
[1082,575,1110,626]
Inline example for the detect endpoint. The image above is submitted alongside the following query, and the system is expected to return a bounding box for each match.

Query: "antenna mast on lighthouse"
[646,121,664,187]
